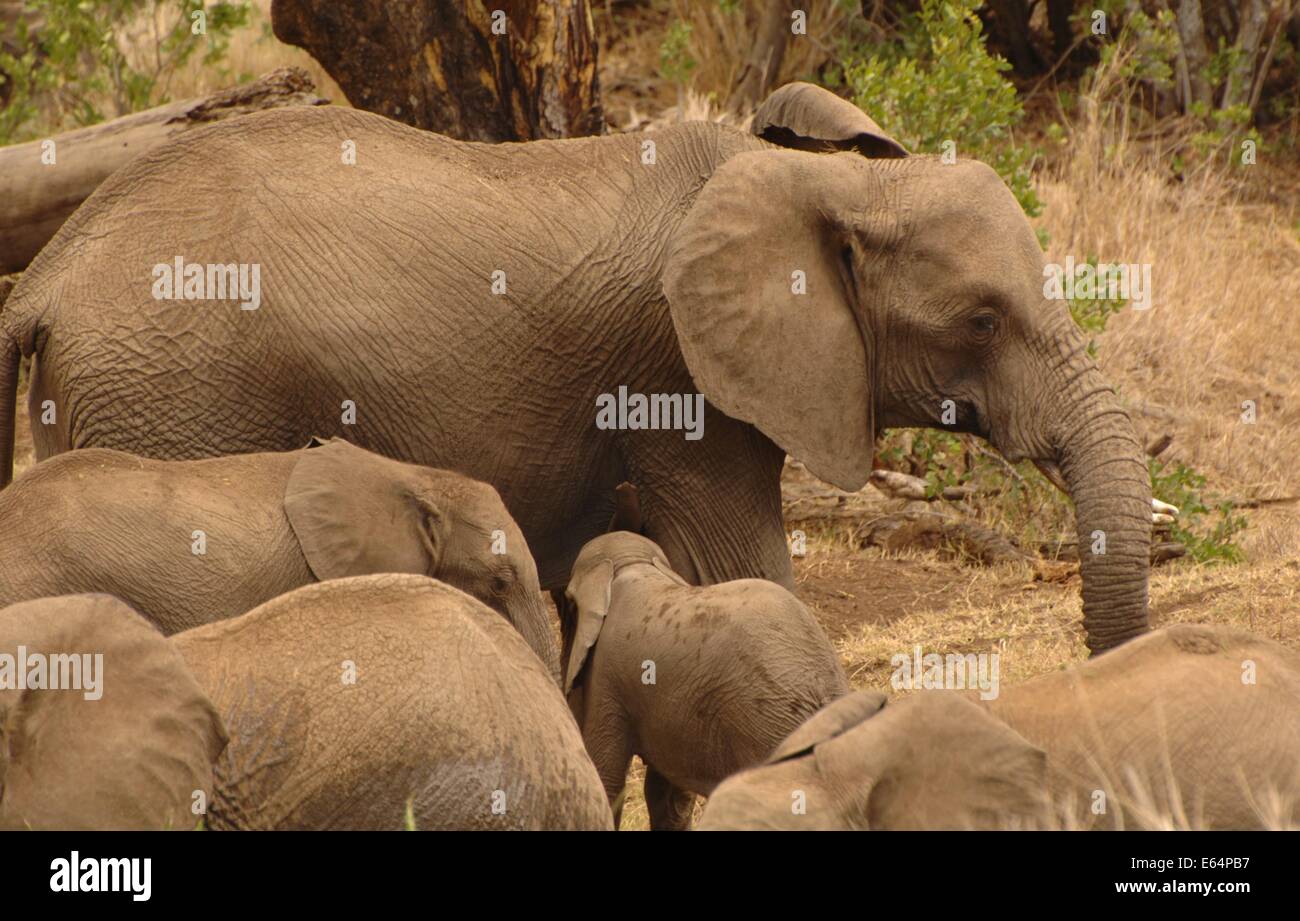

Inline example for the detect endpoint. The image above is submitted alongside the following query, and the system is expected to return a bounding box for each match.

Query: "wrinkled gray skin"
[0,594,227,830]
[172,573,613,830]
[0,82,1151,652]
[561,532,849,830]
[700,625,1300,830]
[0,438,558,676]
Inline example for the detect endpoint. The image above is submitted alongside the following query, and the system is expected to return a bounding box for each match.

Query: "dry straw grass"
[138,0,344,104]
[663,0,851,100]
[600,0,852,126]
[1039,112,1300,507]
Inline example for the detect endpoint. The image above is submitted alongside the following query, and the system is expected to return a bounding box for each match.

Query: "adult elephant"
[0,82,1151,652]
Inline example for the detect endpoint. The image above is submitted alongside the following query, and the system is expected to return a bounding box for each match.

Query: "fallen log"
[784,461,1188,567]
[850,505,1034,566]
[0,67,328,274]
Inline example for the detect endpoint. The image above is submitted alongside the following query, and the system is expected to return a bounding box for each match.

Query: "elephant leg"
[644,765,696,831]
[582,713,633,829]
[601,754,633,830]
[621,409,791,588]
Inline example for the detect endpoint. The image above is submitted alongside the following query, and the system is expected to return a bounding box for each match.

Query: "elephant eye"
[490,570,514,596]
[969,313,998,338]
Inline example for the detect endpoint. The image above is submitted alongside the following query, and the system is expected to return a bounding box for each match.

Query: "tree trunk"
[271,0,603,141]
[727,0,794,114]
[982,0,1045,76]
[0,67,327,275]
[1221,0,1272,110]
[1248,1,1292,116]
[1046,0,1074,59]
[1176,0,1214,111]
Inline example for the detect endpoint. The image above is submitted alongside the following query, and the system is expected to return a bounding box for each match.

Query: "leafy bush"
[1149,459,1247,564]
[1073,3,1264,172]
[1060,256,1129,357]
[830,0,1041,217]
[0,0,250,144]
[658,19,697,89]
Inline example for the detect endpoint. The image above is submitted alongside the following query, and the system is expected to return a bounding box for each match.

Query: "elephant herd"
[1,82,1297,830]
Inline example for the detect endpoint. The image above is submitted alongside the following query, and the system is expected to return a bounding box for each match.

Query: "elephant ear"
[0,594,227,830]
[767,690,888,763]
[847,693,1050,830]
[562,558,614,694]
[284,439,445,580]
[663,149,881,490]
[751,82,908,158]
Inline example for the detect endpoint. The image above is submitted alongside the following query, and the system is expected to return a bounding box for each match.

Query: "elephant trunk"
[1052,366,1152,654]
[511,591,562,685]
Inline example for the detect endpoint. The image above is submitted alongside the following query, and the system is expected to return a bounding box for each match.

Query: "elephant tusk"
[1039,461,1180,525]
[1152,498,1180,517]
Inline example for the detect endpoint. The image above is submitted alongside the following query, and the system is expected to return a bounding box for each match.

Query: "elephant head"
[283,438,559,678]
[698,690,1048,830]
[559,531,686,695]
[663,83,1151,652]
[0,594,227,830]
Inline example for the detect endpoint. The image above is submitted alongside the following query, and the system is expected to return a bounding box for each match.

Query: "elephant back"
[0,593,227,830]
[173,573,612,830]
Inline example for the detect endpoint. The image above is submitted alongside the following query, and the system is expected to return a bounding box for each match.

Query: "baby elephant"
[173,573,613,831]
[0,438,557,676]
[560,532,849,830]
[0,594,227,830]
[700,624,1300,830]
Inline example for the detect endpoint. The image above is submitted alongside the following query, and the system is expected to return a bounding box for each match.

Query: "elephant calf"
[700,624,1300,830]
[0,594,227,830]
[0,437,558,676]
[172,573,613,831]
[560,532,850,830]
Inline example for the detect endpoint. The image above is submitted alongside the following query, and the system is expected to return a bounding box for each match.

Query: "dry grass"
[1038,131,1300,506]
[131,0,344,105]
[663,0,852,100]
[599,0,852,129]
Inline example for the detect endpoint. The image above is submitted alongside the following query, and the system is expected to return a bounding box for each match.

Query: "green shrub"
[1149,459,1247,564]
[830,0,1042,217]
[0,0,250,144]
[658,19,697,88]
[1061,256,1129,357]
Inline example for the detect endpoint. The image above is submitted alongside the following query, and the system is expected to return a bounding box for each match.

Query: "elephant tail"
[0,274,24,488]
[0,329,17,488]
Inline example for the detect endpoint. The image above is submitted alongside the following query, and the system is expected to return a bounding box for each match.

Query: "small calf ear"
[751,82,908,158]
[284,440,441,580]
[767,690,887,763]
[563,559,614,694]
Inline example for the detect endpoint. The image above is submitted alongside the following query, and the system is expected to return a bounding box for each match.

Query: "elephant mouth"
[1032,459,1070,494]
